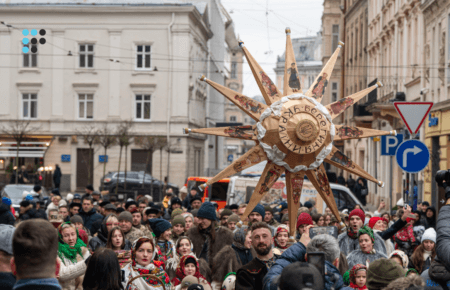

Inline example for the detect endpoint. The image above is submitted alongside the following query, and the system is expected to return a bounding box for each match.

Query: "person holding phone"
[346,225,387,269]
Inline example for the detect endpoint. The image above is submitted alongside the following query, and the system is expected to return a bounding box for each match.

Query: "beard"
[255,243,271,256]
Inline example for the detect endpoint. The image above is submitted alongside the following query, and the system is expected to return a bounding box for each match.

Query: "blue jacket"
[78,208,103,234]
[263,242,344,290]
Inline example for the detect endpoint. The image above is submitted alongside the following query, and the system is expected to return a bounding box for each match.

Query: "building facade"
[0,1,230,194]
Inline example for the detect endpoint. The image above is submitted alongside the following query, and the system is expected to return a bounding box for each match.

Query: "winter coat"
[373,229,395,256]
[58,246,90,290]
[77,208,102,234]
[377,218,407,241]
[236,257,271,290]
[346,249,388,269]
[19,205,42,221]
[338,231,387,256]
[262,241,343,290]
[53,167,62,185]
[125,226,144,244]
[353,182,367,206]
[187,225,234,270]
[0,272,15,290]
[435,204,450,268]
[88,231,105,252]
[0,203,15,225]
[426,206,437,229]
[212,244,256,284]
[421,269,450,290]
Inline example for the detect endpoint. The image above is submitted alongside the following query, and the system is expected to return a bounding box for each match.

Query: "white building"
[0,0,230,196]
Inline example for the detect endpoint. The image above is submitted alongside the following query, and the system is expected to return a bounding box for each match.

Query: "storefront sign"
[61,155,71,162]
[428,113,438,127]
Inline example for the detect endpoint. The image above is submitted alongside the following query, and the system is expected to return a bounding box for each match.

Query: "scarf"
[172,255,209,287]
[348,227,359,239]
[57,222,86,264]
[349,282,367,289]
[395,223,416,243]
[424,249,432,261]
[349,264,367,289]
[156,239,175,263]
[256,255,277,270]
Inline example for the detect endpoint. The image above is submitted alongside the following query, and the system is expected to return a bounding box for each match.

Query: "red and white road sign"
[394,102,433,135]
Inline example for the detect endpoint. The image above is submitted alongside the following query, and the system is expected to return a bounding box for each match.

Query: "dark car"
[1,184,49,212]
[100,171,179,202]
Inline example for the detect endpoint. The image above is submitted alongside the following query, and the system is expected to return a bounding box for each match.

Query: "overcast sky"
[221,0,324,98]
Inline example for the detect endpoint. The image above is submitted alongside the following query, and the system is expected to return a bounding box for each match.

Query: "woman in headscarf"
[57,222,91,290]
[394,217,418,257]
[388,250,409,271]
[425,206,436,229]
[342,264,367,290]
[273,224,291,255]
[346,226,387,269]
[171,255,211,290]
[165,236,210,280]
[211,225,254,289]
[122,237,171,290]
[148,218,176,264]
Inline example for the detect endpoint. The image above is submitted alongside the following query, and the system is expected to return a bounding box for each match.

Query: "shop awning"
[0,136,53,158]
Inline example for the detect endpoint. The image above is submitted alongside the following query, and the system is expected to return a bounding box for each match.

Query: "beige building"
[0,0,232,196]
[365,0,425,208]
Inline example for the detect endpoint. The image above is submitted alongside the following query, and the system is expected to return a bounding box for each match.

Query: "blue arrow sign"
[227,154,234,162]
[381,134,404,156]
[395,140,430,173]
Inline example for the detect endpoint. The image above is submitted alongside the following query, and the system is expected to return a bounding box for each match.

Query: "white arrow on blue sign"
[395,140,430,173]
[381,134,404,156]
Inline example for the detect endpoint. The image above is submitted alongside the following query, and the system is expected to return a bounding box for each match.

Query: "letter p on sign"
[381,134,404,156]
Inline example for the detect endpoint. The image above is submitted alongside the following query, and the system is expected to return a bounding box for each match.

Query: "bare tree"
[136,136,167,195]
[75,125,99,186]
[115,120,133,195]
[164,139,179,184]
[96,124,116,190]
[1,120,41,184]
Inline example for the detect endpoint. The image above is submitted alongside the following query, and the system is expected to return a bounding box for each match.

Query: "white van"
[226,175,365,214]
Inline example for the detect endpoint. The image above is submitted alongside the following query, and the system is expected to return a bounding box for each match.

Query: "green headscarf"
[57,222,87,265]
[358,225,375,243]
[343,270,350,285]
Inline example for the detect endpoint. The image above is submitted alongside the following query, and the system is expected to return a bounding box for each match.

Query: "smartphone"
[121,270,125,282]
[308,252,325,276]
[309,226,338,239]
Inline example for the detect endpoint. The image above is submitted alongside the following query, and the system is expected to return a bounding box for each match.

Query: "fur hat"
[170,197,182,208]
[197,202,217,221]
[171,208,184,219]
[180,275,198,289]
[421,227,436,244]
[33,185,42,192]
[118,211,133,223]
[0,225,15,255]
[70,215,83,225]
[172,215,186,227]
[250,204,265,219]
[366,258,404,290]
[220,208,233,219]
[148,218,172,238]
[264,205,273,214]
[304,201,313,209]
[349,208,365,222]
[190,196,202,205]
[66,193,74,201]
[382,274,425,290]
[296,212,313,229]
[227,214,240,224]
[388,250,409,270]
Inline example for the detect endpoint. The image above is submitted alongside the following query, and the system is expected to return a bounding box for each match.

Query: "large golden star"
[184,28,395,236]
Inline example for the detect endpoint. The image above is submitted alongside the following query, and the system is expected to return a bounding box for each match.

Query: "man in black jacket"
[77,196,102,234]
[0,198,15,226]
[236,222,278,290]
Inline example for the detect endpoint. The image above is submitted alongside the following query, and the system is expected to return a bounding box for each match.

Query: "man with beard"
[248,204,265,226]
[264,206,279,227]
[236,222,279,290]
[338,208,386,255]
[219,208,233,227]
[187,202,233,270]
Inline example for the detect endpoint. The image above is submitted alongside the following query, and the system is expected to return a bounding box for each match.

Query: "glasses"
[106,223,119,227]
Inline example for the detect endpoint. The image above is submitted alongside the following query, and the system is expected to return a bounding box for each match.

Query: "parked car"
[1,184,49,212]
[100,171,179,202]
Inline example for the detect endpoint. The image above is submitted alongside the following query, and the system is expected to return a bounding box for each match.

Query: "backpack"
[429,258,450,290]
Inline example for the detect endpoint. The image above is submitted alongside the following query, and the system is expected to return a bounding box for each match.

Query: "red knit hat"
[297,212,313,229]
[368,217,382,229]
[349,208,365,222]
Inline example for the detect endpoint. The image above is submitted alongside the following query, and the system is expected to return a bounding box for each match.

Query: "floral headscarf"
[57,222,86,265]
[388,250,409,270]
[274,225,289,249]
[171,255,209,287]
[349,264,367,290]
[395,220,416,243]
[175,236,194,257]
[358,226,374,244]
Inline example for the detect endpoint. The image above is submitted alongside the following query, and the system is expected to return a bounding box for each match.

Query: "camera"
[435,170,450,200]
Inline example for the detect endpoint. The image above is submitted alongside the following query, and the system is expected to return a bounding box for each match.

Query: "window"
[79,44,94,68]
[78,94,94,119]
[231,62,237,79]
[23,44,37,67]
[331,82,338,102]
[332,24,340,52]
[230,116,237,122]
[22,93,37,119]
[135,94,151,120]
[136,45,151,69]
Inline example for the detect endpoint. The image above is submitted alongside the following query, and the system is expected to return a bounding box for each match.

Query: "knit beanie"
[149,218,172,238]
[280,202,288,212]
[180,275,198,289]
[171,208,184,219]
[297,212,313,229]
[197,202,217,221]
[421,227,436,244]
[366,258,404,290]
[172,215,186,227]
[264,205,273,214]
[227,214,240,224]
[388,250,409,270]
[281,213,289,224]
[349,208,365,222]
[304,201,313,209]
[70,215,83,225]
[1,197,11,206]
[191,209,199,217]
[251,204,265,219]
[368,217,382,229]
[220,208,233,219]
[118,211,133,223]
[343,270,350,285]
[0,225,15,255]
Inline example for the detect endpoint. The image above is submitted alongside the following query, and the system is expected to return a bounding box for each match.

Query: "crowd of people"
[0,182,447,290]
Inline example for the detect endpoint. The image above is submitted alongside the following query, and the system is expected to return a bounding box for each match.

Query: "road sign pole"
[389,155,393,211]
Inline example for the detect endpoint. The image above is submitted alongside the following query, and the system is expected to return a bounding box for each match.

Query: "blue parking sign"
[395,140,430,173]
[381,134,403,156]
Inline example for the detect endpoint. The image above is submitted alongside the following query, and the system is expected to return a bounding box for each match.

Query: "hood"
[0,203,10,214]
[324,260,344,290]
